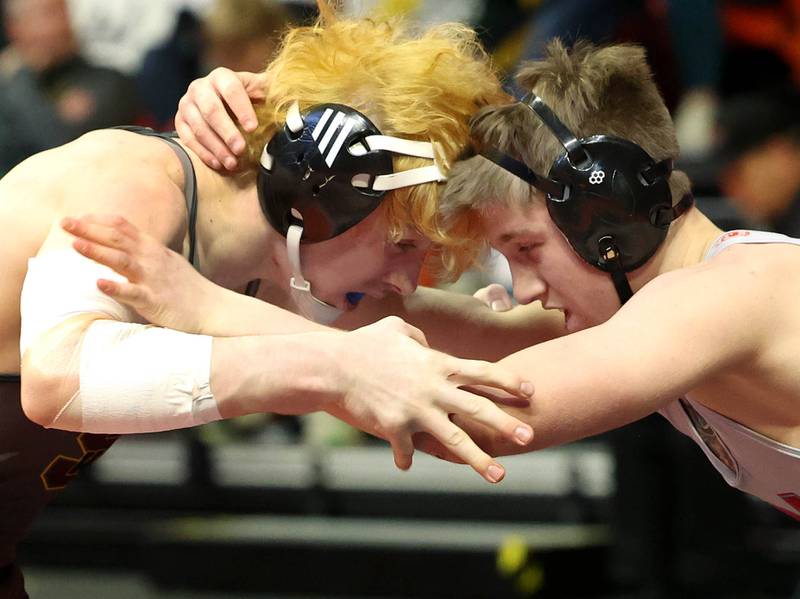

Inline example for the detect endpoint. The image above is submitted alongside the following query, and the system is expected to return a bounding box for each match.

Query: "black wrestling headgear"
[481,92,692,304]
[258,102,445,243]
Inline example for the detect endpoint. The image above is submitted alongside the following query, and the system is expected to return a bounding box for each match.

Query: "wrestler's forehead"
[479,201,549,244]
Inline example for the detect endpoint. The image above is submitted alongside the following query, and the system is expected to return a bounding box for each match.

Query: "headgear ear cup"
[256,101,447,323]
[258,103,392,242]
[545,135,674,272]
[258,101,447,243]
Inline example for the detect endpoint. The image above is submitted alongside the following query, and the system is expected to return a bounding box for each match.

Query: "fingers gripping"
[73,241,140,280]
[62,216,143,279]
[422,414,506,483]
[177,101,235,170]
[62,215,137,249]
[96,278,147,307]
[211,68,259,132]
[390,434,415,471]
[436,387,533,447]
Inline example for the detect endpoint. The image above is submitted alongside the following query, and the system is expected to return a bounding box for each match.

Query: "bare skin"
[1,129,538,482]
[62,212,566,362]
[58,210,562,463]
[174,68,267,172]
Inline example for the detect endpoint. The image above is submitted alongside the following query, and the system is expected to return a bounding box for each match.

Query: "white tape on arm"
[50,320,222,433]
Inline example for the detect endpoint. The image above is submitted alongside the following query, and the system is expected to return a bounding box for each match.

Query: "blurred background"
[2,0,800,597]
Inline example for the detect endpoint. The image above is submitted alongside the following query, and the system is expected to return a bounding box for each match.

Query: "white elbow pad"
[52,320,222,433]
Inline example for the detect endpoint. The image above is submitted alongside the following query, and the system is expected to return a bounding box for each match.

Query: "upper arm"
[485,264,766,452]
[19,133,189,419]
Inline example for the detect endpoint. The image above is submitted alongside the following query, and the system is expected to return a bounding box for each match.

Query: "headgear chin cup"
[481,92,693,305]
[285,223,344,325]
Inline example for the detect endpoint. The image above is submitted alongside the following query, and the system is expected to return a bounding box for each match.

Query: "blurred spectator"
[342,0,483,26]
[472,0,528,55]
[137,0,292,131]
[722,0,800,90]
[668,0,723,158]
[202,0,291,72]
[67,0,211,75]
[0,5,6,51]
[513,0,723,155]
[0,0,139,177]
[136,9,204,129]
[508,1,681,112]
[715,88,800,236]
[518,0,641,63]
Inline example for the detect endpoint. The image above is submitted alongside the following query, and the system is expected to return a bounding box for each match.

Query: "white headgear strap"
[286,223,343,325]
[260,102,448,193]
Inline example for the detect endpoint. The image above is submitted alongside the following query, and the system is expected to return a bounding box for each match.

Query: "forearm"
[22,317,343,432]
[336,287,567,360]
[211,332,342,418]
[456,329,683,456]
[200,283,329,336]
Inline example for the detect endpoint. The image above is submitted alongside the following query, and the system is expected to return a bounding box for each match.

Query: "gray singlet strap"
[111,126,199,269]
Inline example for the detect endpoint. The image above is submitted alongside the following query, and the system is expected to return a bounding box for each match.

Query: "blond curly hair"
[241,1,507,278]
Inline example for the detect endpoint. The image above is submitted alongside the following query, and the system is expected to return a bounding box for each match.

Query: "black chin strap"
[598,236,634,305]
[600,194,694,306]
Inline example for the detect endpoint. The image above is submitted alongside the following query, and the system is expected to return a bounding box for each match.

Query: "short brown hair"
[440,40,692,272]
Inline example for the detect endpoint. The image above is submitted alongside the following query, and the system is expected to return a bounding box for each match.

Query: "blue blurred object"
[346,292,365,306]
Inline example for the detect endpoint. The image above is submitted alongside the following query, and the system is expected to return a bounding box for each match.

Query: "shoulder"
[8,129,190,246]
[615,243,798,363]
[635,240,796,309]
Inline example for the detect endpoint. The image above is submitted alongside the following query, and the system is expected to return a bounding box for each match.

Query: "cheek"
[303,240,391,292]
[539,246,587,289]
[552,259,616,313]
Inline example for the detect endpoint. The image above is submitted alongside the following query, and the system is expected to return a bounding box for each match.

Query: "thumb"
[474,284,513,312]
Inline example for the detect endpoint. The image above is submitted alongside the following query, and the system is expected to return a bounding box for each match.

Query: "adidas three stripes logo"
[312,108,356,167]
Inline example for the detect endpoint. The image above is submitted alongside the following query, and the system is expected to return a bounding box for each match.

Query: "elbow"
[20,347,77,428]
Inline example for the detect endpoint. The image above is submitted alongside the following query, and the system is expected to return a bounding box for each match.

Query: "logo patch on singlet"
[40,433,118,491]
[679,399,740,477]
[712,230,751,250]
